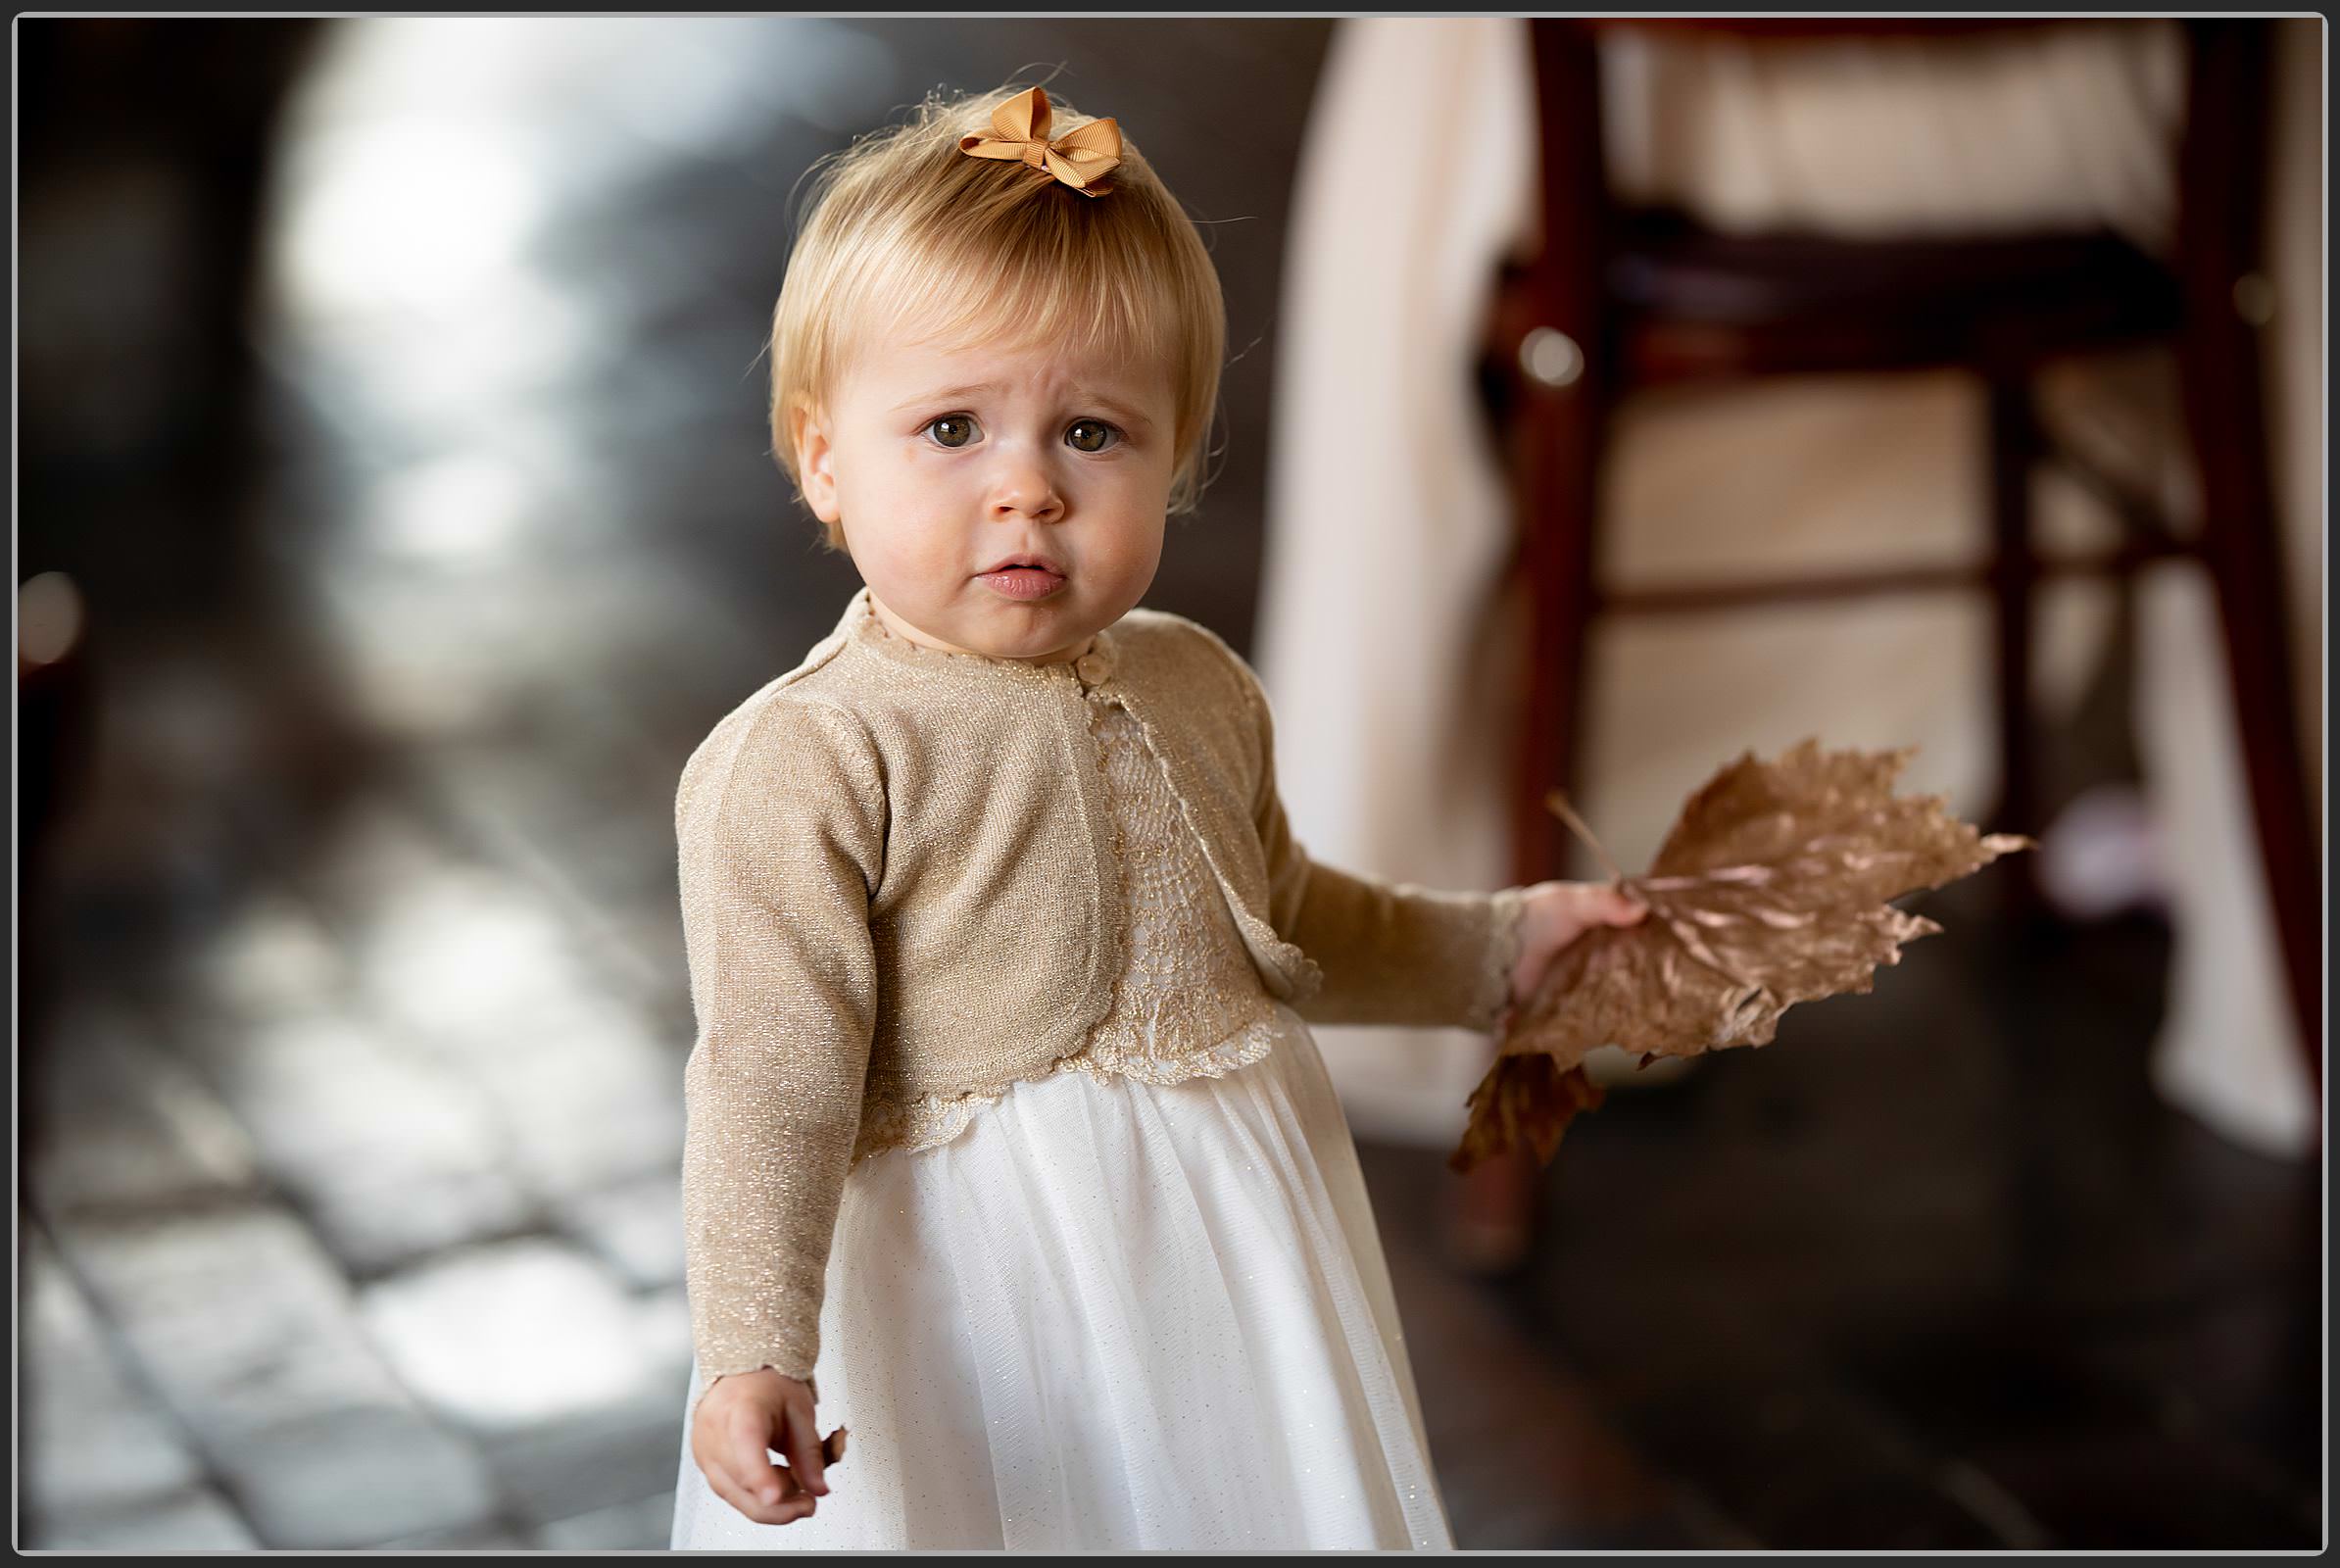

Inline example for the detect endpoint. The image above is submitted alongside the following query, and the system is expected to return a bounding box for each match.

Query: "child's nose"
[989,465,1063,519]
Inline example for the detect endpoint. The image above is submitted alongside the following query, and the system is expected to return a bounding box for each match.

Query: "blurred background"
[15,16,2323,1551]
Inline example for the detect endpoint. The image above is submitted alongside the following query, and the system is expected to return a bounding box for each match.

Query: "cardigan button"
[1074,650,1113,687]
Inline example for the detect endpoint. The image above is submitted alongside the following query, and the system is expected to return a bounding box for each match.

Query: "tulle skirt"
[669,1002,1453,1550]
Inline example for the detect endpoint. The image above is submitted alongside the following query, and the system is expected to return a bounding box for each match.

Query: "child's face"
[793,324,1178,666]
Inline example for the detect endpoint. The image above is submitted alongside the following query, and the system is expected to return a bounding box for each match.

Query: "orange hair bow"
[957,85,1122,198]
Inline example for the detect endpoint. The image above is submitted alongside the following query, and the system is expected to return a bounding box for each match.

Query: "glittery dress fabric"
[669,691,1455,1550]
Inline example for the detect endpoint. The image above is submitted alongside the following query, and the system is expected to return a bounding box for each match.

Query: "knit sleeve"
[1225,643,1529,1031]
[675,694,884,1407]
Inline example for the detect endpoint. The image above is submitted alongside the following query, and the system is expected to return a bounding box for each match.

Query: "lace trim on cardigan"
[850,1013,1286,1163]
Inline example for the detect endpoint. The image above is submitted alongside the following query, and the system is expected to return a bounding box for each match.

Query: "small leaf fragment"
[1448,1054,1605,1174]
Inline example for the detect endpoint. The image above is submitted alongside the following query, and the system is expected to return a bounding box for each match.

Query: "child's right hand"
[691,1368,832,1526]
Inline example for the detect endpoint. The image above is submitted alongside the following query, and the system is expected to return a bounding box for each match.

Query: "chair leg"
[1453,339,1608,1276]
[1513,381,1604,892]
[2163,19,2318,1107]
[1463,19,1614,1272]
[2176,293,2323,1101]
[1986,372,2051,927]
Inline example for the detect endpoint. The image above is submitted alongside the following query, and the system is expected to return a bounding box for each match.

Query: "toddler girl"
[667,80,1646,1551]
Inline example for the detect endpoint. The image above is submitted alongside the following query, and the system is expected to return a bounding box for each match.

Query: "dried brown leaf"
[1447,1055,1605,1175]
[1450,738,2034,1173]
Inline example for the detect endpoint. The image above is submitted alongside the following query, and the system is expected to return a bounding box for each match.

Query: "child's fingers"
[1585,883,1648,922]
[729,1410,817,1522]
[782,1402,832,1496]
[690,1384,820,1526]
[1560,882,1647,925]
[707,1431,813,1525]
[759,1449,817,1513]
[716,1463,814,1526]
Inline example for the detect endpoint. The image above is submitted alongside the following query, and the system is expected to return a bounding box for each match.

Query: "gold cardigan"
[678,585,1529,1392]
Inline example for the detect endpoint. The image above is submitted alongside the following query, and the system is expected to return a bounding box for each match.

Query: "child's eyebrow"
[891,382,1003,412]
[1076,393,1156,432]
[890,382,1157,433]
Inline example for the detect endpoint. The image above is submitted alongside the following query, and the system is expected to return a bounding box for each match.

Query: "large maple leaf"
[1449,738,2035,1174]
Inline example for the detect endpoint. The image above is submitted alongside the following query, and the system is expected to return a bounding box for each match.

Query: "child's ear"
[790,398,841,524]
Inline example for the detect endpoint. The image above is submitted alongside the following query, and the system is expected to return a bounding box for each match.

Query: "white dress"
[669,698,1455,1550]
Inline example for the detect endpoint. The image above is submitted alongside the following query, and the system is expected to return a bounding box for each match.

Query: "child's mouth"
[978,566,1067,601]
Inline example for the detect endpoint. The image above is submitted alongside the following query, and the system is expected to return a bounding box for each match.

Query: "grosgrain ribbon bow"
[957,85,1122,198]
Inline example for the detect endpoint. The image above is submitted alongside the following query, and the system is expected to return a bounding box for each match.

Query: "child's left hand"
[1499,879,1650,1028]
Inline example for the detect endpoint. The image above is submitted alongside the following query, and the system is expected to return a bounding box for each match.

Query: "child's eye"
[1065,418,1122,454]
[925,415,980,449]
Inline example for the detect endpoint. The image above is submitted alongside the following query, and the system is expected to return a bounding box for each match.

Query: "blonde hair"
[768,83,1227,550]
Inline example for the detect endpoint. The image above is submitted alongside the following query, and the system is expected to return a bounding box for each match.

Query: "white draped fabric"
[667,1005,1451,1550]
[1258,18,2321,1160]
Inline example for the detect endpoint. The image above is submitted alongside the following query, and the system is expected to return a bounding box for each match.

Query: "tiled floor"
[19,17,2322,1552]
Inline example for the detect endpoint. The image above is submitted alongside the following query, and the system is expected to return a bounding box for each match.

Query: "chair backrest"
[1520,19,2274,340]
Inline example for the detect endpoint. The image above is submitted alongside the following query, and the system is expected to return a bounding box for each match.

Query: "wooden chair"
[1459,19,2317,1267]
